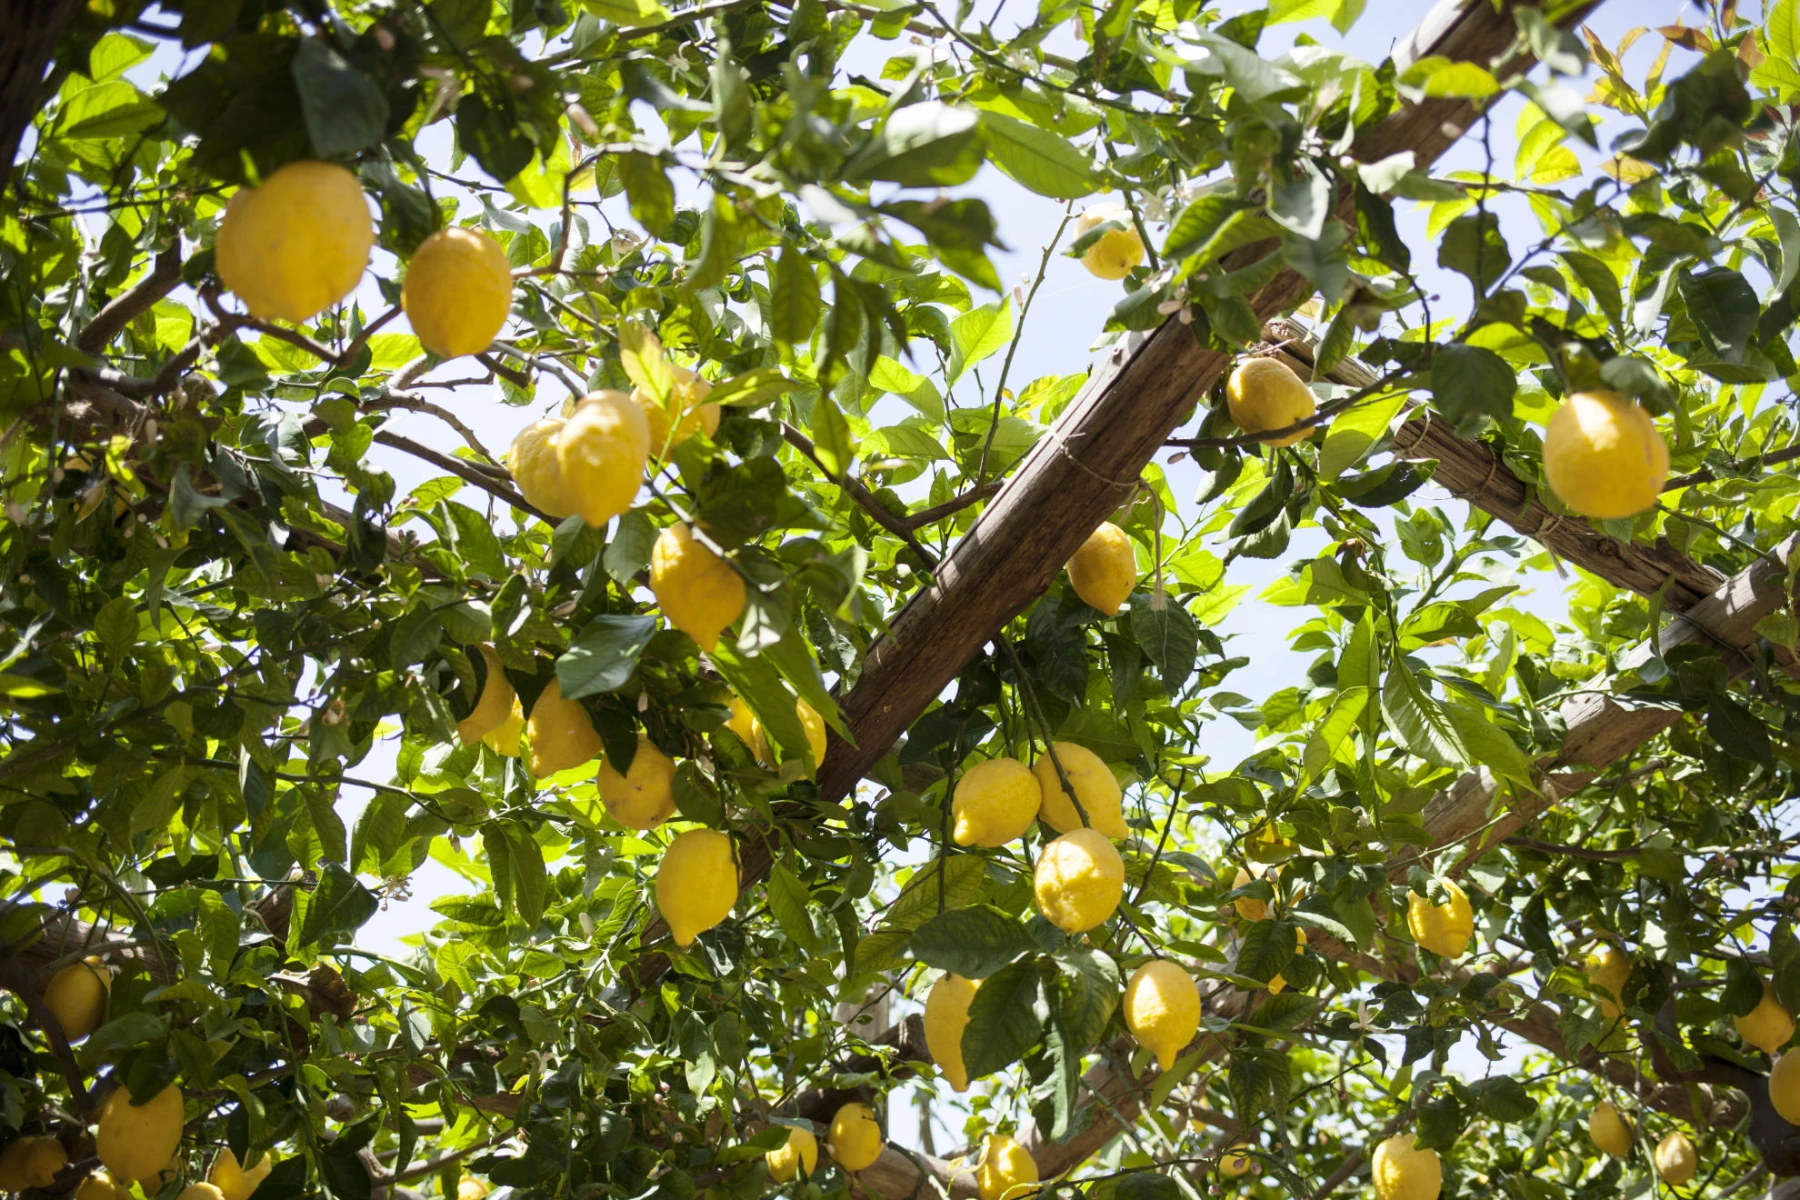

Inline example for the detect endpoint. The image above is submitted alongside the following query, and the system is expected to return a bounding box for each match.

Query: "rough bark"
[0,0,84,199]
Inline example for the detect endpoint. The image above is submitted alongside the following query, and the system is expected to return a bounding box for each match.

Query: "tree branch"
[780,423,939,567]
[76,247,184,354]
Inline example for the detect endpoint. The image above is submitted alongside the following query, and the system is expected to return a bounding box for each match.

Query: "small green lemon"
[1123,959,1199,1070]
[1032,742,1128,839]
[952,758,1042,847]
[1033,828,1125,933]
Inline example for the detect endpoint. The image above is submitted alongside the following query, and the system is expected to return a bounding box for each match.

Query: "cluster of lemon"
[214,160,512,359]
[763,1104,1039,1200]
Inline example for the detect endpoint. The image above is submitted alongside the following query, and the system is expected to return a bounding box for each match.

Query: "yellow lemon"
[1245,822,1298,864]
[637,365,721,453]
[1371,1135,1440,1200]
[456,1178,488,1200]
[924,974,979,1092]
[76,1170,129,1200]
[656,829,739,947]
[1032,742,1129,839]
[796,698,827,775]
[1588,1101,1632,1158]
[596,734,677,830]
[1123,959,1199,1070]
[1735,982,1795,1054]
[0,1136,67,1189]
[1232,866,1271,921]
[402,226,513,358]
[765,1126,818,1183]
[724,694,770,763]
[215,161,372,323]
[208,1148,273,1200]
[650,524,746,652]
[1407,879,1473,959]
[1219,1144,1253,1177]
[1267,926,1307,995]
[525,678,604,778]
[97,1083,184,1184]
[1653,1130,1695,1184]
[952,758,1042,847]
[827,1104,882,1172]
[180,1185,227,1200]
[1771,1050,1800,1123]
[1074,204,1145,280]
[1543,390,1669,520]
[43,955,110,1042]
[507,417,579,521]
[456,645,516,746]
[1034,828,1125,933]
[975,1135,1037,1200]
[1226,357,1317,449]
[1587,944,1631,1019]
[1065,522,1136,616]
[483,700,525,757]
[556,390,651,528]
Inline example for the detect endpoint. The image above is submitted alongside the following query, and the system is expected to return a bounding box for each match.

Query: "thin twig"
[903,481,1000,530]
[372,430,548,522]
[780,423,938,567]
[977,210,1071,482]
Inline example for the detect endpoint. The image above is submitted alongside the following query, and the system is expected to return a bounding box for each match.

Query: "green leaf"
[809,393,854,479]
[845,102,984,188]
[499,819,547,928]
[766,862,819,952]
[1706,696,1771,766]
[295,863,379,950]
[1052,945,1121,1050]
[1164,194,1244,261]
[1235,919,1299,985]
[58,81,162,140]
[978,112,1094,199]
[558,614,659,699]
[961,956,1048,1079]
[94,596,138,659]
[620,321,675,403]
[291,40,389,158]
[1318,390,1408,482]
[887,856,988,931]
[948,300,1011,384]
[1678,266,1759,361]
[1438,212,1510,296]
[1245,991,1318,1032]
[1128,594,1197,694]
[1380,662,1468,769]
[1267,0,1364,32]
[770,247,823,347]
[618,151,676,237]
[909,905,1034,978]
[580,0,674,26]
[1269,159,1331,240]
[605,511,658,585]
[1399,56,1500,99]
[1466,1075,1537,1123]
[1429,343,1516,430]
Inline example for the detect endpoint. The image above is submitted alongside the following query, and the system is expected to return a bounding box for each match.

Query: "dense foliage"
[3,0,1800,1200]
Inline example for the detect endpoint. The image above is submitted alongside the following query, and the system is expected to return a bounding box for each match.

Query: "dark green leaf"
[909,905,1034,978]
[558,614,659,699]
[961,956,1048,1079]
[292,41,389,157]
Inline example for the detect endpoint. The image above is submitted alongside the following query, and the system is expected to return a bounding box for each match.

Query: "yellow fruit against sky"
[43,955,110,1042]
[1073,204,1145,280]
[650,524,745,652]
[1653,1130,1696,1184]
[97,1083,184,1184]
[952,758,1042,847]
[1219,1144,1253,1177]
[656,829,739,947]
[1586,944,1631,1019]
[827,1104,882,1172]
[556,390,651,529]
[215,161,372,323]
[208,1148,273,1200]
[1543,390,1669,520]
[724,694,770,763]
[976,1135,1037,1200]
[508,417,579,520]
[1033,742,1129,839]
[456,645,516,747]
[766,1126,818,1182]
[1232,866,1270,921]
[1588,1101,1632,1158]
[1735,982,1795,1054]
[483,700,525,758]
[637,365,721,453]
[1771,1050,1800,1123]
[1123,959,1199,1070]
[1065,522,1136,616]
[1371,1135,1440,1200]
[1034,828,1125,933]
[924,974,979,1092]
[402,226,513,358]
[1407,879,1473,959]
[526,678,604,778]
[1226,357,1317,449]
[597,734,677,830]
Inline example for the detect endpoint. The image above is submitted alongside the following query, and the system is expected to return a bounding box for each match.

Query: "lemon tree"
[3,2,1800,1200]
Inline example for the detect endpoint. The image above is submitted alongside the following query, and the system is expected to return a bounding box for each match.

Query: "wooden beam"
[815,0,1602,803]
